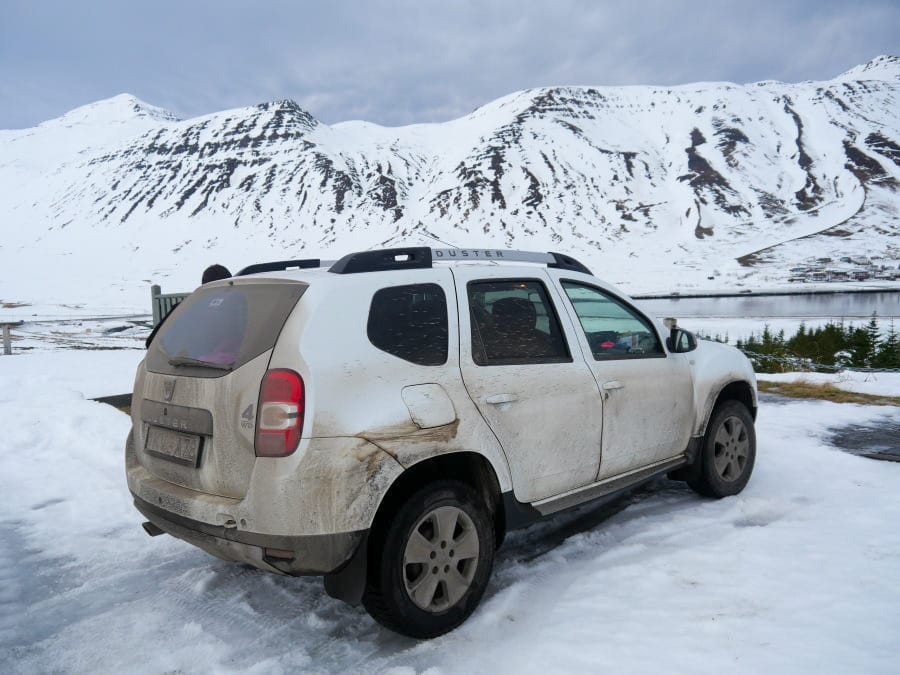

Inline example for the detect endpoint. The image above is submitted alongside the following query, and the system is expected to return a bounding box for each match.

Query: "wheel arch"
[700,379,757,436]
[371,451,507,550]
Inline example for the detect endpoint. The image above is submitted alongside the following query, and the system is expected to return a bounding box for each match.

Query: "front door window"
[560,280,692,478]
[560,282,663,359]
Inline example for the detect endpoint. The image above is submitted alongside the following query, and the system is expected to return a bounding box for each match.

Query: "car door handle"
[601,380,624,391]
[485,393,519,405]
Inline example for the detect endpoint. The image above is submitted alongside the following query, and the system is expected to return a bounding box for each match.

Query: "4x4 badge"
[241,404,255,429]
[163,379,176,402]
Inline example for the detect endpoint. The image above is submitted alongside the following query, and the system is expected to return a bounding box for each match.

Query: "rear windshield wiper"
[167,356,233,371]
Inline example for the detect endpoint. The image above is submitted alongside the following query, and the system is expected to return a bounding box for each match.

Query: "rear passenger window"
[367,284,448,366]
[468,280,571,365]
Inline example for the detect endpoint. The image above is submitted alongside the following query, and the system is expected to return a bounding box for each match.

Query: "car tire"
[362,480,495,639]
[687,400,756,498]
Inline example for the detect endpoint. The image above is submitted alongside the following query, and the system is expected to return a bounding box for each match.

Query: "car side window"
[468,279,571,366]
[367,284,448,366]
[561,282,663,360]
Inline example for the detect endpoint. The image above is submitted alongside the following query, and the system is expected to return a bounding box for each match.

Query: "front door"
[555,279,694,480]
[453,268,604,502]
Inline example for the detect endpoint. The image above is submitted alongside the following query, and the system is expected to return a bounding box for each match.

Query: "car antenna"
[419,229,459,249]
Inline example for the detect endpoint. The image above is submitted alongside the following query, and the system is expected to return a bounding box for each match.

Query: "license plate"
[145,425,202,467]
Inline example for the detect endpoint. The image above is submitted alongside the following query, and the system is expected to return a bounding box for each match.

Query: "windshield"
[146,281,307,377]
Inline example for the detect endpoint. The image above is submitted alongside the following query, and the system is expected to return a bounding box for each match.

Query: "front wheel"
[362,480,495,639]
[688,400,756,498]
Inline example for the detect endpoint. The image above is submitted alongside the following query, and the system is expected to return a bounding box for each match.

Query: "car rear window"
[367,284,448,366]
[146,282,307,377]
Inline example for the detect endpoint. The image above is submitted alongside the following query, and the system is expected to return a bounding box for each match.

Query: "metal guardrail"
[151,284,190,327]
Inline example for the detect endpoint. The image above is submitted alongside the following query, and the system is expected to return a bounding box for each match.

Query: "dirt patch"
[758,380,900,407]
[360,418,460,445]
[866,132,900,167]
[1,302,30,309]
[843,140,889,183]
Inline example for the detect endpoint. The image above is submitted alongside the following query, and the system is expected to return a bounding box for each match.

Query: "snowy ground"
[1,351,899,673]
[0,316,148,353]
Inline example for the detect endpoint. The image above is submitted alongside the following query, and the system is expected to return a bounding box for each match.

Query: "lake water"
[637,291,900,320]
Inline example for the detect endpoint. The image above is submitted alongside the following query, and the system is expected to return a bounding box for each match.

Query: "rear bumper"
[133,493,364,576]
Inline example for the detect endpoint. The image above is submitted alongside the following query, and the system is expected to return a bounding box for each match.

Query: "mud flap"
[323,532,369,605]
[667,436,704,482]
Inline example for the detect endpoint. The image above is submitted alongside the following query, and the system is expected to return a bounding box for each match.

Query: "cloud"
[1,0,897,129]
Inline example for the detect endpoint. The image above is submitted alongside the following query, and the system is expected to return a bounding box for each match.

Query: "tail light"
[255,369,304,457]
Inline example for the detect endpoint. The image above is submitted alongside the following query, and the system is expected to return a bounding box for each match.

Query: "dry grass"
[758,379,900,406]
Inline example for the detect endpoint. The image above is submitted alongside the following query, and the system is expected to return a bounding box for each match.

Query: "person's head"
[202,264,231,284]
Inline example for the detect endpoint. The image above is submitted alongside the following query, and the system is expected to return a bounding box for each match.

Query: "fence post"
[151,284,161,326]
[1,321,22,356]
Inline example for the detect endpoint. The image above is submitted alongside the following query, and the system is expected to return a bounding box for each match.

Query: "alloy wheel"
[402,505,480,613]
[713,415,750,482]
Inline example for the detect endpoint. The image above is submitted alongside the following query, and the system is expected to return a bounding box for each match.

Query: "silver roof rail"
[243,248,593,276]
[433,249,552,263]
[327,247,592,275]
[431,249,591,274]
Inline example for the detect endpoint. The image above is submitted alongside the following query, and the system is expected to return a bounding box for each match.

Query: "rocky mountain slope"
[1,56,898,309]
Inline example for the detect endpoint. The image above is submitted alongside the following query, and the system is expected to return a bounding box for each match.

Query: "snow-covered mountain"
[1,57,898,311]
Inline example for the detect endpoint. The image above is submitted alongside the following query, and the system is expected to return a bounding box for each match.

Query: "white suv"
[127,247,757,638]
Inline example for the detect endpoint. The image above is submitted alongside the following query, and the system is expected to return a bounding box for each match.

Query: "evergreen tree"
[849,313,879,368]
[738,315,896,373]
[874,320,900,369]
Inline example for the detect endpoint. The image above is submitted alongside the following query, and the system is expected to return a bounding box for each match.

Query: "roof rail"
[547,252,592,275]
[236,259,327,276]
[328,247,593,275]
[432,249,592,275]
[329,247,432,274]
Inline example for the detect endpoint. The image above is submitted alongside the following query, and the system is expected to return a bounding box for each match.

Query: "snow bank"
[1,351,899,673]
[757,371,900,397]
[0,349,144,399]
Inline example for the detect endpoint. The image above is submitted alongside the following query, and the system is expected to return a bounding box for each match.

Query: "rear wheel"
[688,400,756,498]
[362,480,494,639]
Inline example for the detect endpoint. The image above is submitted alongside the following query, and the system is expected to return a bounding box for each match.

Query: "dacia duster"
[127,247,757,638]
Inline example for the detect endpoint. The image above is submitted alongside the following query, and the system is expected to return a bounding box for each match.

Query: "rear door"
[554,278,694,479]
[137,278,307,498]
[452,267,604,502]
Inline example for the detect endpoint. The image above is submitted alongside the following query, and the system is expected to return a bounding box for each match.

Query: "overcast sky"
[1,0,897,129]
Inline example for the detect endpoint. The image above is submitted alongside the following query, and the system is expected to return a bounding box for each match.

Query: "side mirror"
[666,328,697,353]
